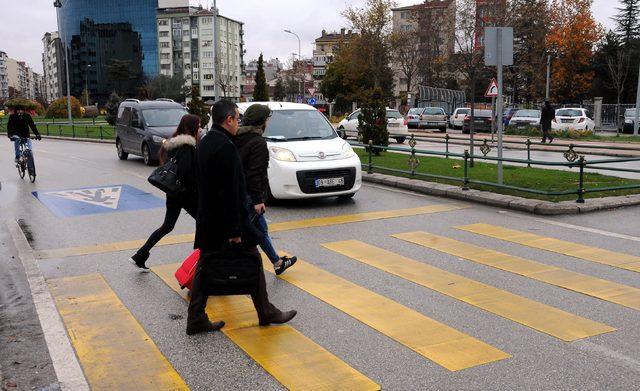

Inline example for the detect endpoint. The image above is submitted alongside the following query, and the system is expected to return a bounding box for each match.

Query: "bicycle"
[12,136,37,183]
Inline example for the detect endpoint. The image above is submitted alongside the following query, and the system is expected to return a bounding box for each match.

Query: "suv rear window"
[423,108,445,115]
[556,109,583,117]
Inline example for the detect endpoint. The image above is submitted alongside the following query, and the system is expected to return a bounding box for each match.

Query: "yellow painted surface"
[394,231,640,312]
[323,240,614,341]
[458,223,640,273]
[47,274,189,391]
[36,204,468,260]
[263,254,510,371]
[152,263,379,390]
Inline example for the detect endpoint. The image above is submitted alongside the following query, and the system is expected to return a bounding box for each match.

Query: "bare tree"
[606,46,630,129]
[215,55,235,98]
[390,30,420,98]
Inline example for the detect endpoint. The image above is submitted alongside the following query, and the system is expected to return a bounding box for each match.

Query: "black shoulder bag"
[148,157,186,196]
[201,245,261,296]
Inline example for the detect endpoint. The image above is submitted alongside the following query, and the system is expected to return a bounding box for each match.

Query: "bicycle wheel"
[26,152,36,183]
[17,160,25,179]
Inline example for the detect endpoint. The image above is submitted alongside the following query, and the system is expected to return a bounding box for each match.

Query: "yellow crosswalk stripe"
[394,231,640,312]
[458,223,640,273]
[262,254,510,371]
[323,240,614,341]
[47,274,189,391]
[152,263,380,390]
[35,204,468,260]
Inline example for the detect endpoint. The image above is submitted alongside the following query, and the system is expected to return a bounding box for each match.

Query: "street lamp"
[284,29,302,100]
[85,64,92,105]
[53,0,73,125]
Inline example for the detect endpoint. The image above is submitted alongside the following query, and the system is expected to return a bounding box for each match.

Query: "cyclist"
[7,105,41,163]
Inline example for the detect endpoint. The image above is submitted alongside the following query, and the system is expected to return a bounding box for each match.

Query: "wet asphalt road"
[1,137,639,390]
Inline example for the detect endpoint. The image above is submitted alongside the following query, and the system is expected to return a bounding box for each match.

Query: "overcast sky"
[0,0,619,74]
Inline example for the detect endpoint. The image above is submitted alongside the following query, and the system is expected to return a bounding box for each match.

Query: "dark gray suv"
[115,99,188,165]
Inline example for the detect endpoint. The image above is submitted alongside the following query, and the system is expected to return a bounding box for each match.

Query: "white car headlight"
[152,135,166,143]
[625,119,633,124]
[341,142,355,158]
[270,146,296,162]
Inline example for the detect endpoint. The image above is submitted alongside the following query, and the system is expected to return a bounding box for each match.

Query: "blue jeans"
[255,213,280,263]
[13,138,32,159]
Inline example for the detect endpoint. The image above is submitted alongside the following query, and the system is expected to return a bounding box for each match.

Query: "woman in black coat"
[130,114,201,270]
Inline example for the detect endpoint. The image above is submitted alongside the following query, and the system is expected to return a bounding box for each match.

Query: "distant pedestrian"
[234,104,297,275]
[130,114,200,270]
[186,100,296,335]
[540,101,555,143]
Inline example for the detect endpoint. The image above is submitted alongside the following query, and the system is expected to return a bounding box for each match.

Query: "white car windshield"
[556,109,583,117]
[514,110,540,118]
[386,110,403,119]
[408,108,423,115]
[143,108,188,127]
[264,110,336,141]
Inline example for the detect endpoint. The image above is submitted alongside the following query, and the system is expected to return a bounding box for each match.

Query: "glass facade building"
[56,0,158,102]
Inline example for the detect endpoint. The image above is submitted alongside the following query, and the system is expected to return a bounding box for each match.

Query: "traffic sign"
[307,98,317,105]
[33,185,165,217]
[308,88,316,96]
[484,27,513,66]
[485,78,498,97]
[296,95,303,103]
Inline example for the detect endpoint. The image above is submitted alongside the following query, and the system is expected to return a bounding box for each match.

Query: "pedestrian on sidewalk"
[234,104,297,275]
[186,100,296,335]
[540,101,555,144]
[130,114,201,270]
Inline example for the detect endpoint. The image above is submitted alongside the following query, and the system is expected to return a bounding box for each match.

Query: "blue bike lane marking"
[33,185,164,217]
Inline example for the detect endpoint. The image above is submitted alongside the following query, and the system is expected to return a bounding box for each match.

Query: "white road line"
[5,218,89,391]
[497,210,640,243]
[574,340,640,372]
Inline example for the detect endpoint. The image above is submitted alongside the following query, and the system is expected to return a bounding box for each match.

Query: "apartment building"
[0,51,8,101]
[157,4,244,101]
[42,32,65,104]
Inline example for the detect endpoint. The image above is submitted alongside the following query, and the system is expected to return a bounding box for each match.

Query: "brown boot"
[259,310,297,326]
[186,317,225,335]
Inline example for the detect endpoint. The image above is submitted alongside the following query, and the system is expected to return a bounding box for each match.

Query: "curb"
[41,135,114,144]
[363,172,640,215]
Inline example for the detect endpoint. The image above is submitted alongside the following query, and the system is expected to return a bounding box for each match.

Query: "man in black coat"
[7,105,41,163]
[540,101,555,143]
[186,100,296,335]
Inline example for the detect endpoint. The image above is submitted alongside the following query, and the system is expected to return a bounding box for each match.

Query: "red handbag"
[174,249,201,290]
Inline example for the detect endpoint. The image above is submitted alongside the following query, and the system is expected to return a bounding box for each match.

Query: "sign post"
[484,27,513,185]
[485,78,498,143]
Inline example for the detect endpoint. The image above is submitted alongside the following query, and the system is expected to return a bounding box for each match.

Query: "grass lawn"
[356,149,640,202]
[0,123,115,140]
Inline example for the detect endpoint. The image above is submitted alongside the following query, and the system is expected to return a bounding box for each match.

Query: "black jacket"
[234,126,269,205]
[7,113,40,139]
[194,124,258,252]
[162,134,198,206]
[541,105,555,129]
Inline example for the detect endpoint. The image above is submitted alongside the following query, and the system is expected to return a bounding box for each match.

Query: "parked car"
[503,107,519,126]
[449,107,470,129]
[337,108,410,143]
[418,107,448,132]
[462,109,493,134]
[552,108,595,131]
[406,107,424,129]
[508,109,541,128]
[232,102,362,200]
[115,98,188,165]
[619,108,637,134]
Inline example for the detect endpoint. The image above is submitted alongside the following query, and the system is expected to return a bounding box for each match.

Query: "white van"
[210,102,362,200]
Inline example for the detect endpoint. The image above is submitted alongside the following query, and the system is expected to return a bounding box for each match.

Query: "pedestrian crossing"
[45,218,640,389]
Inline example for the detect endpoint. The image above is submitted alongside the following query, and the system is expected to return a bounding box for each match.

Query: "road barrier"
[356,134,640,203]
[0,118,115,140]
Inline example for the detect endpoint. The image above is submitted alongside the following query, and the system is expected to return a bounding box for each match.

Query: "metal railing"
[356,134,640,203]
[0,118,115,140]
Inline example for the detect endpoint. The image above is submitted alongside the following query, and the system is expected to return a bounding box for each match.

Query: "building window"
[159,31,169,37]
[202,40,212,47]
[202,51,213,58]
[203,85,215,91]
[201,17,212,24]
[191,28,198,36]
[193,71,199,80]
[193,61,199,68]
[161,53,171,60]
[173,29,182,38]
[160,42,170,48]
[160,64,171,70]
[203,74,213,80]
[202,62,214,69]
[400,11,408,19]
[158,19,168,26]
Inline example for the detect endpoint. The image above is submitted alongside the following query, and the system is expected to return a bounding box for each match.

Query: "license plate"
[427,122,440,126]
[388,123,399,127]
[315,177,344,188]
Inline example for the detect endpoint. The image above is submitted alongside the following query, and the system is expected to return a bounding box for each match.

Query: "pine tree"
[105,92,121,125]
[187,86,210,129]
[253,53,269,101]
[614,0,640,47]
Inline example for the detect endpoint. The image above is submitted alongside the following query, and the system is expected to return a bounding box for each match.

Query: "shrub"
[46,96,83,118]
[105,92,122,125]
[358,88,388,155]
[84,105,99,118]
[5,98,43,116]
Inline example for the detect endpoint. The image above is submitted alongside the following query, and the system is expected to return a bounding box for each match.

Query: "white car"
[449,108,470,129]
[406,107,424,129]
[232,102,362,200]
[508,109,541,127]
[552,108,595,131]
[337,108,410,143]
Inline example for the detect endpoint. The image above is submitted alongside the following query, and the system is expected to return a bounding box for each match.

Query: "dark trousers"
[542,125,553,142]
[137,196,197,255]
[187,246,278,325]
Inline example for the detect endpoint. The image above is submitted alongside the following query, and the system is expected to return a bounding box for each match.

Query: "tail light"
[464,115,471,121]
[578,118,585,123]
[403,118,408,126]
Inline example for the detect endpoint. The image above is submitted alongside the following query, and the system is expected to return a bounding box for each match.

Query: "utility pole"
[496,28,504,185]
[284,30,302,100]
[545,54,551,101]
[53,0,73,125]
[213,0,219,102]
